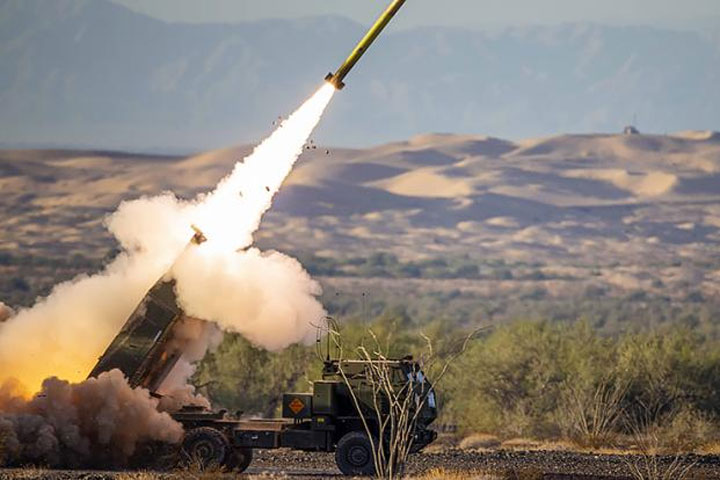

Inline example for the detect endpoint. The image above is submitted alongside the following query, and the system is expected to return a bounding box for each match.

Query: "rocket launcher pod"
[88,227,207,392]
[325,0,406,90]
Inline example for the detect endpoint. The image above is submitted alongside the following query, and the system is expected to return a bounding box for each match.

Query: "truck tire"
[224,446,253,472]
[181,427,229,469]
[130,441,178,471]
[335,431,377,476]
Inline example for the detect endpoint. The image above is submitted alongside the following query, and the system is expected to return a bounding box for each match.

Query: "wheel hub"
[348,445,369,466]
[194,440,213,460]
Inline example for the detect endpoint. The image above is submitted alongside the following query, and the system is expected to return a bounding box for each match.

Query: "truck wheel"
[181,427,228,469]
[335,431,377,476]
[130,441,178,471]
[224,447,253,472]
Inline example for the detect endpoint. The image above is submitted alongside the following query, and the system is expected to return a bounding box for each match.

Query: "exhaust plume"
[0,82,335,396]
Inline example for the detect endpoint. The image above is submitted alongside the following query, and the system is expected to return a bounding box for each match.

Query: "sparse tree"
[560,375,628,448]
[622,399,698,480]
[329,325,481,479]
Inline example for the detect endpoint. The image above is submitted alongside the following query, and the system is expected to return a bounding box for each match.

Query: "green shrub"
[441,321,720,447]
[192,334,315,417]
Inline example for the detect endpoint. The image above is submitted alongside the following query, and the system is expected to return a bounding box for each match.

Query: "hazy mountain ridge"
[0,0,718,150]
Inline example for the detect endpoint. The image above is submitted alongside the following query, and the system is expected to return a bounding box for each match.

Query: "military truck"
[88,233,438,474]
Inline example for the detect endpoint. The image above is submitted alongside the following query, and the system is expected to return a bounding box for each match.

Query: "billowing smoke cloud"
[0,370,183,468]
[0,83,335,467]
[0,247,180,400]
[0,83,335,395]
[172,248,325,349]
[156,317,223,412]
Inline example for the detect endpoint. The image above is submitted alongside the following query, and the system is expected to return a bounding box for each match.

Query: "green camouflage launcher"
[325,0,407,90]
[87,227,207,392]
[85,224,437,475]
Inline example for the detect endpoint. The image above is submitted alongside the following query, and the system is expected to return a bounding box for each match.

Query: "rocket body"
[325,0,407,90]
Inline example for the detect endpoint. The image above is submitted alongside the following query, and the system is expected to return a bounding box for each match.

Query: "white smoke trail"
[0,83,336,395]
[193,83,336,251]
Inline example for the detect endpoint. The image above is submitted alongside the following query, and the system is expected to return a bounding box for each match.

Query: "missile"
[325,0,407,90]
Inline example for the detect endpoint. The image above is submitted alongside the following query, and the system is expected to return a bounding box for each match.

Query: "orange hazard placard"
[288,398,305,414]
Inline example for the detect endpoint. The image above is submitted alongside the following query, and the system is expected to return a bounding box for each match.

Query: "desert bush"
[658,406,718,451]
[615,328,720,428]
[442,321,568,437]
[192,334,315,417]
[557,374,627,448]
[443,321,619,438]
[622,401,699,480]
[192,311,720,452]
[441,320,720,448]
[332,327,479,479]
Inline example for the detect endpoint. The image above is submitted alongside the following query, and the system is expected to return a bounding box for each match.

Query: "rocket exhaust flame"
[0,83,336,466]
[192,83,335,252]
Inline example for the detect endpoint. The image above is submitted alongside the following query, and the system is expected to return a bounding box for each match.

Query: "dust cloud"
[0,370,183,468]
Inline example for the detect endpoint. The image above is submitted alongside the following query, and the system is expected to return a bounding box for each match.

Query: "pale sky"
[110,0,719,30]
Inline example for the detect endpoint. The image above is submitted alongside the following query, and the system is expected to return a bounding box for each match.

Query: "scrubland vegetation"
[3,249,720,461]
[194,316,720,455]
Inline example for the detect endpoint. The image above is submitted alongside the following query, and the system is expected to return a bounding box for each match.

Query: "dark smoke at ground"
[0,370,183,468]
[0,303,11,323]
[0,316,221,468]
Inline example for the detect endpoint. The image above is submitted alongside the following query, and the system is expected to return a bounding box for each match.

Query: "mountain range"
[1,0,718,150]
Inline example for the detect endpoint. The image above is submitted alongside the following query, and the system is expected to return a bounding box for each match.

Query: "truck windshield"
[407,369,436,408]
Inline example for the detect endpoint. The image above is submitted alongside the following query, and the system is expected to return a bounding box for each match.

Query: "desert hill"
[1,131,720,311]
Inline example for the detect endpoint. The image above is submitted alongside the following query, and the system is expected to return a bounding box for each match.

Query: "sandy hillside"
[1,131,720,305]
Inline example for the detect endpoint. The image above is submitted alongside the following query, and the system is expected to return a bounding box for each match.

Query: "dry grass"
[116,471,290,480]
[117,473,164,480]
[623,452,697,480]
[423,433,460,454]
[499,438,573,452]
[620,404,700,480]
[698,442,720,455]
[409,469,501,480]
[459,433,501,450]
[181,460,232,480]
[494,467,545,480]
[659,407,718,452]
[0,467,50,480]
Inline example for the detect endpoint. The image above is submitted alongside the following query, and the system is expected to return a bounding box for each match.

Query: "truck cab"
[228,358,437,475]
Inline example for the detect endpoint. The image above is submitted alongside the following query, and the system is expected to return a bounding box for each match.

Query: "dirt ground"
[2,449,720,480]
